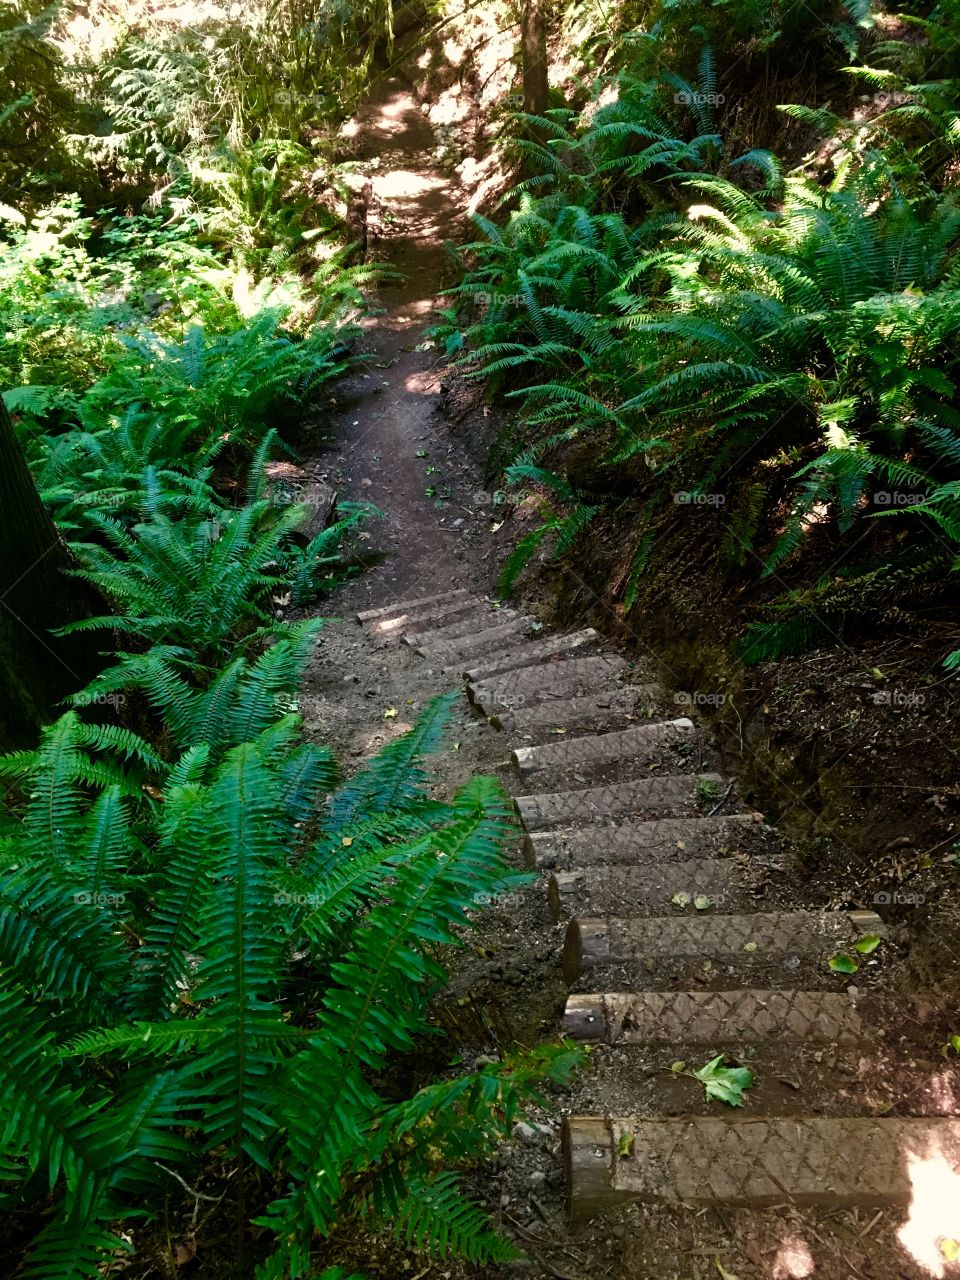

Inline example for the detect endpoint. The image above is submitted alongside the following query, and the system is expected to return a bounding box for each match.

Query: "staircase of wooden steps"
[357,589,959,1225]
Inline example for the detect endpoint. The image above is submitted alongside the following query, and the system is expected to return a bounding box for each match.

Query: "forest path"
[297,74,959,1280]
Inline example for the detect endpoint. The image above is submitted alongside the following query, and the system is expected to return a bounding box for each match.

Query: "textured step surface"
[403,607,519,647]
[494,685,663,739]
[563,989,864,1045]
[463,629,598,681]
[470,655,628,716]
[516,773,725,832]
[547,860,741,920]
[367,596,485,638]
[523,813,763,869]
[356,588,472,623]
[563,910,884,984]
[417,620,530,664]
[564,1116,960,1215]
[512,719,694,778]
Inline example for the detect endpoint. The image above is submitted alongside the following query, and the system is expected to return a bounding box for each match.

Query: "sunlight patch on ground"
[898,1135,960,1276]
[374,169,448,200]
[771,1234,815,1278]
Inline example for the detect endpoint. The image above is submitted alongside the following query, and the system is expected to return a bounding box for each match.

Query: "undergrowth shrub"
[440,29,960,663]
[0,694,581,1277]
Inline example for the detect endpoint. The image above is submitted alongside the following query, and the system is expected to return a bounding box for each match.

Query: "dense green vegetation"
[438,0,960,664]
[0,2,581,1274]
[3,0,960,1273]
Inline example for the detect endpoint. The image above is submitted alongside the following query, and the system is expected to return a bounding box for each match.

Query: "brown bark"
[0,395,100,747]
[520,0,549,124]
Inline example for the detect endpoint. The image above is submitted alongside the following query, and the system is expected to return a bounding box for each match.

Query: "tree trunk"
[521,0,549,124]
[0,395,100,748]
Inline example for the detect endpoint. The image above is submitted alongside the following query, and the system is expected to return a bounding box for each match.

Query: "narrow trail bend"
[301,77,960,1280]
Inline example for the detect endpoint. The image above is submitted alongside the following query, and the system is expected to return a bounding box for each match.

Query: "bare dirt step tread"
[547,860,740,920]
[563,1115,960,1214]
[512,719,694,777]
[470,655,629,715]
[524,813,763,869]
[494,684,663,738]
[356,588,473,623]
[516,772,725,831]
[563,990,864,1045]
[463,629,599,681]
[563,910,885,983]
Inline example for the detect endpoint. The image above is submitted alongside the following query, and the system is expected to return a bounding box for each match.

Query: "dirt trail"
[296,74,960,1280]
[323,76,490,602]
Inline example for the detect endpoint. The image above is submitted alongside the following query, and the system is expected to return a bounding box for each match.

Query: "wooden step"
[562,909,885,985]
[512,719,694,779]
[564,1116,960,1216]
[546,859,743,920]
[463,629,599,681]
[494,684,665,739]
[366,596,485,638]
[423,620,534,666]
[563,989,864,1045]
[404,608,521,647]
[356,588,473,623]
[523,813,764,869]
[516,773,726,832]
[469,655,628,717]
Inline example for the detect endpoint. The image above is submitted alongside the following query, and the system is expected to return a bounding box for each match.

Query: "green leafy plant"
[0,697,583,1277]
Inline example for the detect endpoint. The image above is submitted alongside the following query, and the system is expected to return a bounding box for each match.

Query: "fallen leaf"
[743,941,758,952]
[695,1054,755,1108]
[694,894,711,910]
[941,1239,960,1262]
[341,837,353,847]
[854,934,881,954]
[671,891,691,907]
[828,953,859,974]
[384,707,398,719]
